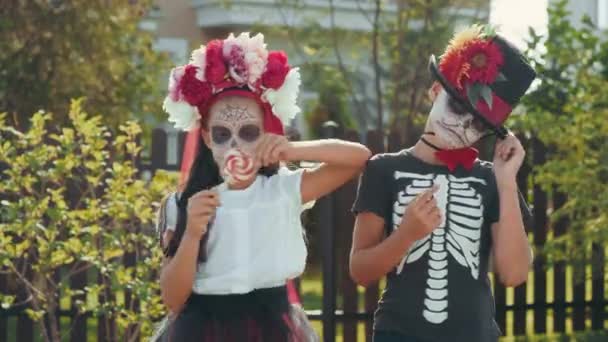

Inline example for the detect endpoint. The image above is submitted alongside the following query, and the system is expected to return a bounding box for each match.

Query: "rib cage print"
[392,171,486,324]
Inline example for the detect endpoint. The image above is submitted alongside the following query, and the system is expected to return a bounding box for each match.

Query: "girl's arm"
[160,190,219,312]
[160,234,201,312]
[256,136,371,203]
[289,139,371,203]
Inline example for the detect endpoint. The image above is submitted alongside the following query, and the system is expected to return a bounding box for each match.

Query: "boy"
[350,25,536,342]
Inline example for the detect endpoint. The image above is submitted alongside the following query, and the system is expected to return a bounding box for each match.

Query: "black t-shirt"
[352,149,532,342]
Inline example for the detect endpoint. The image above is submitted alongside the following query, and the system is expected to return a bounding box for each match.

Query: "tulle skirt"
[156,286,318,342]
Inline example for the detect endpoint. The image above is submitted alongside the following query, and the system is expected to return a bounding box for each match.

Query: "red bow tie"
[435,147,479,172]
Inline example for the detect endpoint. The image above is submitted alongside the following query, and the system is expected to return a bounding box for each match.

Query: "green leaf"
[481,25,497,38]
[466,83,483,107]
[480,85,493,109]
[496,72,507,82]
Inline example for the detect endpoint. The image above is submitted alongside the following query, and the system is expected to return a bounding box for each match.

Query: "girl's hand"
[255,133,293,167]
[185,190,220,240]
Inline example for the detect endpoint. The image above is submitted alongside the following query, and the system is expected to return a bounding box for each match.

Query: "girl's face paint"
[206,97,264,175]
[428,90,487,149]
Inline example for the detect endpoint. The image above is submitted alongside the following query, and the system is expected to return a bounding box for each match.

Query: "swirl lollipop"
[222,149,256,185]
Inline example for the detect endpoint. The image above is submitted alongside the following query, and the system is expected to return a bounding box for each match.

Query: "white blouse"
[164,167,308,295]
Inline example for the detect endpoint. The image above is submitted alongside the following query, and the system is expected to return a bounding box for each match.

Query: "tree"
[0,100,175,341]
[264,0,488,140]
[0,0,169,132]
[517,0,608,271]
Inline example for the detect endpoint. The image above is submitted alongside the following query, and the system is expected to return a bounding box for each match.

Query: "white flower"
[189,45,206,81]
[222,33,240,58]
[163,97,199,131]
[244,33,268,85]
[167,66,186,101]
[262,68,301,124]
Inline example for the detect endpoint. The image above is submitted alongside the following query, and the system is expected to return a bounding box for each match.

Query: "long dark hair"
[166,135,278,262]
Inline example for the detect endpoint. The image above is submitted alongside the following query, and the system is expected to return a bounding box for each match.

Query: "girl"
[158,33,370,341]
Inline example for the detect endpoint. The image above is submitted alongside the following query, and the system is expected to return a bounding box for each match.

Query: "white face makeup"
[206,97,264,173]
[428,89,487,149]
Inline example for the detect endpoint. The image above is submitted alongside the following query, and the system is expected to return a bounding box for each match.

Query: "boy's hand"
[493,132,525,187]
[399,186,442,241]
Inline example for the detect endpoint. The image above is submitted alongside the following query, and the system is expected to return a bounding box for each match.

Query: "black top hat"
[429,25,536,138]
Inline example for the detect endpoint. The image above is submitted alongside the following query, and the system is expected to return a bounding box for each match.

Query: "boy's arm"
[350,212,414,287]
[490,133,533,287]
[350,187,441,287]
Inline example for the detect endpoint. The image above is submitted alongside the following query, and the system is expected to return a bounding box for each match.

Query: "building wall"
[146,0,489,135]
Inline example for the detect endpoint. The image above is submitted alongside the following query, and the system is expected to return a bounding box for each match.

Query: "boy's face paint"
[207,99,264,173]
[428,90,487,149]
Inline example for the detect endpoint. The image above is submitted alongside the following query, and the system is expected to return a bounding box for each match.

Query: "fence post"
[0,273,5,342]
[532,138,548,334]
[364,129,384,342]
[553,190,567,332]
[151,128,168,174]
[337,129,362,342]
[16,261,33,342]
[591,243,605,330]
[320,121,339,342]
[514,135,530,335]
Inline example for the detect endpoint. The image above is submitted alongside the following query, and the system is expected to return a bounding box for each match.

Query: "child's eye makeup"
[238,125,261,142]
[211,126,232,144]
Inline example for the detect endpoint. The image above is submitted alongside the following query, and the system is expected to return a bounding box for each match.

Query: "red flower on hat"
[439,50,470,91]
[180,65,213,105]
[205,40,227,85]
[461,39,504,85]
[262,51,290,89]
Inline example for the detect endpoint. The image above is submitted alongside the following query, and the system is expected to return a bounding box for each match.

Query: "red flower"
[262,51,290,89]
[439,49,470,91]
[461,39,503,84]
[205,40,227,84]
[180,65,213,105]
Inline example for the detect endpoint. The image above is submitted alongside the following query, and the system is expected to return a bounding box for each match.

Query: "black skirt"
[164,286,311,342]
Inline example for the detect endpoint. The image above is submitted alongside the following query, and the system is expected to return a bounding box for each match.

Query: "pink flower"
[205,40,227,85]
[227,44,248,83]
[262,51,290,89]
[179,65,212,105]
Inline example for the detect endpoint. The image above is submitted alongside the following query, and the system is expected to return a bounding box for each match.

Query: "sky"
[489,0,549,50]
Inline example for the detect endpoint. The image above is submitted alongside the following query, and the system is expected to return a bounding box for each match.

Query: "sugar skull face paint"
[206,96,264,177]
[428,89,487,149]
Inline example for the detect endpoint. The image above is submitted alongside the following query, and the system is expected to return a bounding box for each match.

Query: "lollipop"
[222,149,256,184]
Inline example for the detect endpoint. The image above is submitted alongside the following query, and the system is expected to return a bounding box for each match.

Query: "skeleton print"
[393,171,486,324]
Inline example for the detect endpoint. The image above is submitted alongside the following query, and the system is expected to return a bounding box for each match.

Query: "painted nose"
[230,139,238,148]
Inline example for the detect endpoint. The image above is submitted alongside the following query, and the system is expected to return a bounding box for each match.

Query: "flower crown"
[439,25,506,110]
[162,33,301,131]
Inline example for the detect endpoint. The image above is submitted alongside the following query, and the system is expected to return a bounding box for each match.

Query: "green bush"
[517,0,608,272]
[0,99,174,341]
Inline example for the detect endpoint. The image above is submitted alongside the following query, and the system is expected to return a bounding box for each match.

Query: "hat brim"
[428,55,508,139]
